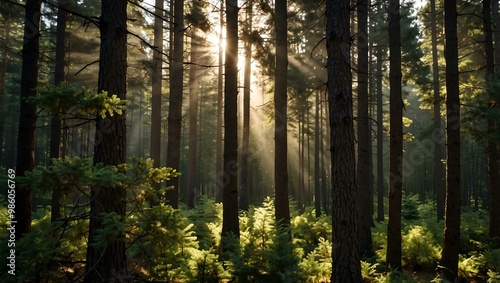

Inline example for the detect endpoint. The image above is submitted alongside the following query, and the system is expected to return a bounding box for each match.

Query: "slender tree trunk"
[327,0,363,281]
[320,97,328,215]
[150,0,164,206]
[356,0,373,258]
[315,90,321,217]
[15,0,41,241]
[274,0,290,227]
[187,27,202,209]
[440,0,461,280]
[215,0,224,203]
[431,0,446,222]
[84,1,128,282]
[240,0,252,211]
[487,0,500,239]
[386,0,403,271]
[50,0,68,223]
[221,0,240,255]
[165,0,184,209]
[376,44,385,223]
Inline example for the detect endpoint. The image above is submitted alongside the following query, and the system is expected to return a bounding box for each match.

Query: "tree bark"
[326,0,363,281]
[220,0,240,255]
[15,0,41,241]
[50,0,68,223]
[356,0,373,258]
[84,1,128,281]
[376,44,384,223]
[441,0,461,280]
[431,0,446,222]
[150,0,164,206]
[240,0,252,211]
[0,17,10,166]
[274,0,290,227]
[187,24,202,209]
[387,0,403,271]
[165,0,184,209]
[486,0,500,239]
[315,90,321,217]
[215,0,224,203]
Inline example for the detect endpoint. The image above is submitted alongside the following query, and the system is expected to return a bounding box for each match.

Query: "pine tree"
[274,0,290,227]
[84,0,128,281]
[356,0,374,257]
[165,0,184,209]
[386,0,403,271]
[15,0,42,240]
[440,0,461,280]
[326,0,363,281]
[221,0,240,255]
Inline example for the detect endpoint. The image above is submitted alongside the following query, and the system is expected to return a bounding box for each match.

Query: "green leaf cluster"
[28,83,129,118]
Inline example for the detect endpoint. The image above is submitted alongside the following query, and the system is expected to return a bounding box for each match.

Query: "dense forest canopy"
[0,0,499,282]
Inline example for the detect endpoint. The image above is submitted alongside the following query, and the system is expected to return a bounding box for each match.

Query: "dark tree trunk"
[240,0,252,211]
[165,0,184,209]
[386,0,403,271]
[150,0,164,206]
[50,0,68,223]
[356,0,373,258]
[376,44,384,223]
[187,29,202,209]
[326,0,363,281]
[0,17,10,166]
[274,0,290,227]
[215,0,224,203]
[83,1,128,282]
[214,1,224,203]
[221,0,240,255]
[441,0,461,280]
[431,0,446,222]
[486,0,500,239]
[15,0,42,241]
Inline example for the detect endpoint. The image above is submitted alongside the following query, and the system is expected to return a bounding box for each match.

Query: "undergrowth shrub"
[402,225,441,270]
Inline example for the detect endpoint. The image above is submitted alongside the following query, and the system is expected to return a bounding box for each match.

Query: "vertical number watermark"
[6,168,16,275]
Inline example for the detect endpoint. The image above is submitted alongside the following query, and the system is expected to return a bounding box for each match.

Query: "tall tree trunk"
[320,97,328,214]
[187,27,202,209]
[165,0,184,209]
[487,0,500,239]
[326,0,363,281]
[215,0,224,203]
[356,0,373,258]
[150,0,164,206]
[386,0,403,271]
[240,0,252,211]
[274,0,290,227]
[15,0,41,241]
[221,0,240,255]
[84,1,128,282]
[431,0,446,222]
[376,44,385,223]
[441,0,461,280]
[315,90,321,217]
[50,0,68,223]
[0,18,10,166]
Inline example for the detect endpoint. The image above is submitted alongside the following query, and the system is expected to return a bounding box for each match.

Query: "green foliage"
[226,197,304,283]
[299,237,332,283]
[28,83,129,118]
[402,226,441,270]
[361,261,379,282]
[402,194,421,221]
